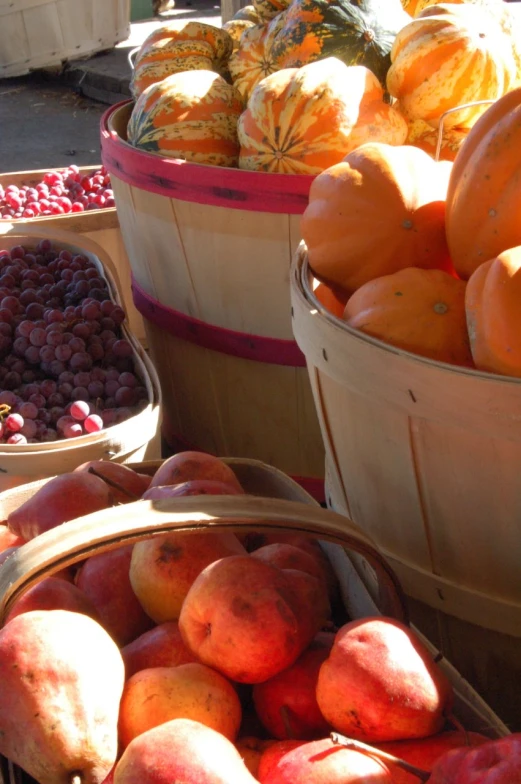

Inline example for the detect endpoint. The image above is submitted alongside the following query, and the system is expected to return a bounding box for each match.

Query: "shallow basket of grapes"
[0,165,145,346]
[0,225,161,492]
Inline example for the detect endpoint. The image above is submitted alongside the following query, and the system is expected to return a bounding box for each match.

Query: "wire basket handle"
[435,100,496,161]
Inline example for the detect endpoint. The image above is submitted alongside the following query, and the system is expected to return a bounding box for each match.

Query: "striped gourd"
[238,59,407,174]
[131,21,233,98]
[128,70,243,168]
[229,13,286,101]
[222,19,257,50]
[387,4,517,129]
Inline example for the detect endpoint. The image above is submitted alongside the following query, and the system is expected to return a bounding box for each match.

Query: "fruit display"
[300,87,521,379]
[0,239,150,444]
[0,451,506,783]
[123,0,521,172]
[0,165,114,221]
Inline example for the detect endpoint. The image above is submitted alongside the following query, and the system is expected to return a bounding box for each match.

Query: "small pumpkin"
[465,245,521,377]
[405,117,469,161]
[445,87,521,279]
[268,0,410,85]
[301,142,454,293]
[313,280,349,318]
[131,21,233,98]
[387,4,517,129]
[222,19,257,50]
[128,70,243,167]
[228,13,286,100]
[253,0,290,23]
[238,59,407,174]
[343,267,472,366]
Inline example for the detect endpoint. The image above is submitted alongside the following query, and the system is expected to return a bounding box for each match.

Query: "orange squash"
[131,21,233,98]
[387,3,517,129]
[301,142,454,294]
[228,14,285,101]
[128,70,243,167]
[445,87,521,279]
[405,117,469,161]
[343,267,473,366]
[222,19,257,50]
[238,59,407,174]
[412,0,505,15]
[465,246,521,377]
[312,280,349,318]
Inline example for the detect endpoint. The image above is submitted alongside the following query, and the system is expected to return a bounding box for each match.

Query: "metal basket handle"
[435,100,496,161]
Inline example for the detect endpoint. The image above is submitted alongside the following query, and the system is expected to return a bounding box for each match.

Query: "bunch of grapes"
[0,166,114,221]
[0,240,149,445]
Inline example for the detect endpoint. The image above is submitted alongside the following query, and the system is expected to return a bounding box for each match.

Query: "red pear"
[0,610,125,784]
[179,555,318,683]
[258,741,308,780]
[252,543,328,587]
[4,576,100,624]
[149,450,244,491]
[376,730,489,782]
[129,529,246,623]
[114,718,258,784]
[282,568,331,647]
[121,621,196,679]
[236,738,278,778]
[74,461,151,503]
[75,544,154,646]
[258,737,393,783]
[253,634,334,740]
[316,617,454,742]
[118,662,242,747]
[429,734,521,782]
[7,472,112,540]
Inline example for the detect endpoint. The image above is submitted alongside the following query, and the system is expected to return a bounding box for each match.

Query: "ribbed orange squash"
[238,59,407,174]
[387,3,517,129]
[128,70,243,167]
[343,267,473,366]
[302,143,454,294]
[228,14,285,100]
[405,117,469,161]
[313,280,350,318]
[131,21,233,98]
[465,246,521,376]
[446,87,521,279]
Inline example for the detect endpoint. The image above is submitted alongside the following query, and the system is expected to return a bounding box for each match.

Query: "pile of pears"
[0,451,517,784]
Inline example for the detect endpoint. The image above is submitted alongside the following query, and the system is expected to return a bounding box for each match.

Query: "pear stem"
[87,466,140,501]
[330,733,431,782]
[446,712,469,743]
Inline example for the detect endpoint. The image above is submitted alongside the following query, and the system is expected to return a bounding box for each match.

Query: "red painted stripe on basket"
[162,427,326,504]
[100,102,313,214]
[132,277,307,367]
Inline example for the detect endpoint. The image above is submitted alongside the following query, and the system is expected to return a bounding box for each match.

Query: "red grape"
[19,402,38,419]
[70,400,90,421]
[20,419,37,439]
[84,414,103,433]
[71,386,89,402]
[7,433,27,445]
[5,413,24,432]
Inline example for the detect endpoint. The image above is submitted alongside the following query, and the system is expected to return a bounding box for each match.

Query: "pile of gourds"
[303,87,521,380]
[126,0,521,173]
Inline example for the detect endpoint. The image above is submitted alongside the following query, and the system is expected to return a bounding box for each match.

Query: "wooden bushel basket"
[0,0,130,79]
[100,102,325,500]
[0,225,161,493]
[0,166,145,346]
[291,242,521,728]
[0,457,509,783]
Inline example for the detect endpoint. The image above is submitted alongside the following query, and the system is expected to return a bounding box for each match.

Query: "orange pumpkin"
[131,22,233,98]
[238,59,407,174]
[128,70,243,167]
[387,3,517,129]
[312,280,349,318]
[445,87,521,279]
[228,14,286,101]
[301,142,454,294]
[343,267,472,366]
[405,117,469,161]
[465,246,521,376]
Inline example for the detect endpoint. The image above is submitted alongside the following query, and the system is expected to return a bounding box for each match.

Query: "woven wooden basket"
[0,458,509,783]
[0,226,161,492]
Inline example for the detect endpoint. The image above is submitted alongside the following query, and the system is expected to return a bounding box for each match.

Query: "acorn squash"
[269,0,410,85]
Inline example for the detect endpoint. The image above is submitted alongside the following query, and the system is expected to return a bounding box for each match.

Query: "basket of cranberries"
[0,227,161,492]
